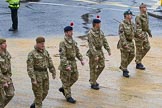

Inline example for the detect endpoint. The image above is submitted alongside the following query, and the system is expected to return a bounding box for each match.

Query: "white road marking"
[28,2,154,13]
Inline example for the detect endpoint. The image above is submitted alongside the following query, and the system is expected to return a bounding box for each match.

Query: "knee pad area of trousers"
[99,65,105,70]
[144,46,151,51]
[43,91,48,96]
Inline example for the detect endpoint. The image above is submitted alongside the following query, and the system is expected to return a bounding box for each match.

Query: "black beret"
[93,19,101,24]
[0,38,6,45]
[124,10,133,16]
[36,36,45,43]
[64,26,73,32]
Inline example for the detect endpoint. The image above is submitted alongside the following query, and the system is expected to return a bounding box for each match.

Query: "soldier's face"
[0,42,7,50]
[128,14,132,20]
[95,23,101,29]
[37,42,45,50]
[140,7,147,13]
[125,14,132,20]
[67,31,73,37]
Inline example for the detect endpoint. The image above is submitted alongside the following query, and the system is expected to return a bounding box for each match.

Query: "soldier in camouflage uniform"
[0,38,14,108]
[117,10,135,78]
[59,26,84,103]
[87,19,111,90]
[135,3,152,70]
[27,37,56,108]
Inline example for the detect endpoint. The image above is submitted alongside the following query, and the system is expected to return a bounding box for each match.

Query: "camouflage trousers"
[120,41,135,71]
[89,51,105,85]
[0,79,14,108]
[60,61,78,99]
[135,36,150,64]
[32,71,49,108]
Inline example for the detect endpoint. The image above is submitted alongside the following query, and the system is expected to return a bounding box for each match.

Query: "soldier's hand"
[66,66,71,71]
[81,60,85,66]
[3,82,8,88]
[95,57,99,61]
[124,45,129,49]
[52,73,56,79]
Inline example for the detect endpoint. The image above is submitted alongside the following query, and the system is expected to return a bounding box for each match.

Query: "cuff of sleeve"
[122,42,127,47]
[107,50,111,54]
[79,57,83,61]
[95,55,98,58]
[50,69,56,74]
[1,79,7,84]
[148,29,152,35]
[31,76,36,82]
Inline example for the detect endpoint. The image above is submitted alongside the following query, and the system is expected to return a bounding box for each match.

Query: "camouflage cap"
[36,36,45,43]
[0,38,6,45]
[139,3,146,8]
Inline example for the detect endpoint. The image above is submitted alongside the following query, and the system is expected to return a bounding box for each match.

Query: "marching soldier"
[0,38,14,108]
[27,37,56,108]
[86,18,111,90]
[117,10,135,78]
[135,3,152,70]
[58,24,84,103]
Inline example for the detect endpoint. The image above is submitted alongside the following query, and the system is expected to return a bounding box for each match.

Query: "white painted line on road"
[74,0,97,4]
[28,2,153,13]
[74,0,133,8]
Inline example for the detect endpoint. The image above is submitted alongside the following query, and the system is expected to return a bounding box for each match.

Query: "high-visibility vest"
[6,0,20,9]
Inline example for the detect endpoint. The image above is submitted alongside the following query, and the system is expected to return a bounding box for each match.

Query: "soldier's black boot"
[123,70,129,78]
[136,63,145,70]
[66,97,76,104]
[8,27,17,31]
[91,84,99,90]
[59,87,65,96]
[30,103,35,108]
[96,82,99,87]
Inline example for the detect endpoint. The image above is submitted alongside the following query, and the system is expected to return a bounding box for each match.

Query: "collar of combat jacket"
[34,46,45,53]
[0,50,11,60]
[92,28,100,34]
[140,13,148,18]
[0,50,7,57]
[64,35,73,44]
[123,19,132,25]
[89,28,104,38]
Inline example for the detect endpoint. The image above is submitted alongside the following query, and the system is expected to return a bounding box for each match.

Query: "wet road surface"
[3,37,162,108]
[1,1,162,108]
[0,0,162,38]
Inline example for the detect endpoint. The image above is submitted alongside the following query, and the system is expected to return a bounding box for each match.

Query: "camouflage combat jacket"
[117,20,135,49]
[135,13,152,39]
[59,36,83,69]
[27,47,56,81]
[0,51,12,84]
[87,28,111,58]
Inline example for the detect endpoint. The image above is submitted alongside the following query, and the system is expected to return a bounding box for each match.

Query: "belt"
[67,58,75,61]
[95,47,102,50]
[142,29,148,32]
[126,39,132,42]
[34,68,47,72]
[2,72,7,75]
